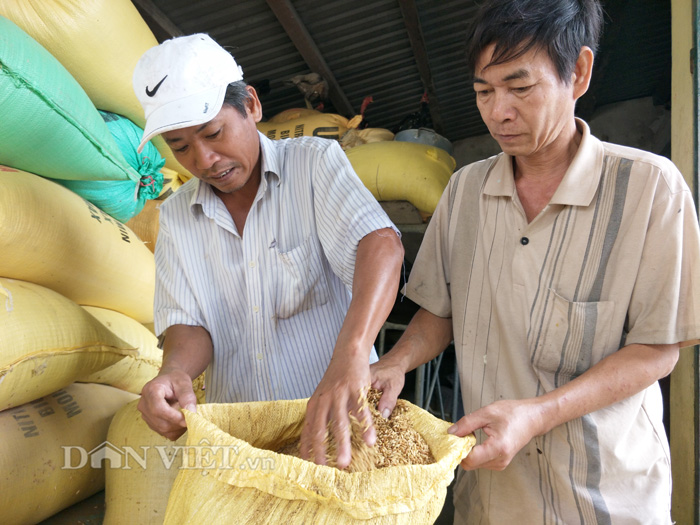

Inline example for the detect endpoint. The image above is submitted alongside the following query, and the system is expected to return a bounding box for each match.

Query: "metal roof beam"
[265,0,355,116]
[131,0,184,41]
[398,0,445,135]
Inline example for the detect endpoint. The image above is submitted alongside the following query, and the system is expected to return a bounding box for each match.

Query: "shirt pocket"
[272,235,330,319]
[530,288,615,380]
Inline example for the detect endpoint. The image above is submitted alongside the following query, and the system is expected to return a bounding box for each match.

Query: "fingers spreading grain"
[277,389,434,472]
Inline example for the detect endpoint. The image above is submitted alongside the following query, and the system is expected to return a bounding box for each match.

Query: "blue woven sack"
[0,15,138,183]
[58,111,164,222]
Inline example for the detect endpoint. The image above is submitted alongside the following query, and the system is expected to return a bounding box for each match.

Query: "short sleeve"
[312,140,399,287]
[403,171,458,318]
[153,209,206,336]
[625,170,700,349]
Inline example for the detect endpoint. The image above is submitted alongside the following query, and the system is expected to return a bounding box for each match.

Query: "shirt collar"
[483,118,604,207]
[258,131,283,187]
[188,131,282,217]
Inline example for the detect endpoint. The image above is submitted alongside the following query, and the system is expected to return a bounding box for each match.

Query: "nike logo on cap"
[145,75,168,97]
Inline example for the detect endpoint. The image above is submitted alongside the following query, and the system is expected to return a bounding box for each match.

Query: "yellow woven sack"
[0,166,155,323]
[0,278,137,411]
[345,141,456,216]
[340,128,395,150]
[0,383,138,524]
[159,166,184,197]
[257,111,361,141]
[104,379,207,525]
[125,166,181,253]
[79,306,162,394]
[104,399,188,525]
[267,108,322,123]
[163,400,474,524]
[125,199,162,254]
[0,0,190,180]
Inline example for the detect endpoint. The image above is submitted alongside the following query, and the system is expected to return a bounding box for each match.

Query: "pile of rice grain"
[277,389,434,472]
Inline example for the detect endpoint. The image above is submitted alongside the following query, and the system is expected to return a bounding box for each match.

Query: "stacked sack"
[0,0,186,247]
[0,275,163,523]
[0,15,161,223]
[0,0,191,185]
[258,106,456,218]
[0,0,454,520]
[345,141,456,218]
[0,1,180,521]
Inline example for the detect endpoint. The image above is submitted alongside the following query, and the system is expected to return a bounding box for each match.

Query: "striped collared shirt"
[154,132,397,403]
[407,119,700,524]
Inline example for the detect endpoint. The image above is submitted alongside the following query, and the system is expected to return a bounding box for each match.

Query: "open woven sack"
[164,398,475,524]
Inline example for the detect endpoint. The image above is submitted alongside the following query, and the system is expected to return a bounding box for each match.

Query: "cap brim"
[137,85,227,153]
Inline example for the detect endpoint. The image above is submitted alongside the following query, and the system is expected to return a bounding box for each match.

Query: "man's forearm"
[333,228,404,357]
[446,341,679,471]
[533,342,680,436]
[381,307,454,373]
[160,324,214,378]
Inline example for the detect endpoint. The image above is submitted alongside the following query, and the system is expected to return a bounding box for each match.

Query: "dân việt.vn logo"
[62,439,276,471]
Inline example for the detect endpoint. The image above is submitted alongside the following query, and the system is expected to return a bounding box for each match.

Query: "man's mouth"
[494,133,520,143]
[211,168,232,180]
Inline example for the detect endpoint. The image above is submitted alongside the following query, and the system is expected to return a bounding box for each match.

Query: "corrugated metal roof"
[141,0,670,143]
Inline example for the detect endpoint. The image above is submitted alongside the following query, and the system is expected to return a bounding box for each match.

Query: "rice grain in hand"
[277,388,434,472]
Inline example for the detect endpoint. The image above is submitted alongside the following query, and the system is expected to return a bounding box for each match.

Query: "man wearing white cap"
[133,33,404,468]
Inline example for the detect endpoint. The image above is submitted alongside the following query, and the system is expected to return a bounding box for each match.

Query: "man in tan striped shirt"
[371,0,700,523]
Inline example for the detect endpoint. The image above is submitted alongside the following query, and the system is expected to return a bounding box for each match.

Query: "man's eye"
[513,86,532,94]
[206,129,221,139]
[174,145,188,153]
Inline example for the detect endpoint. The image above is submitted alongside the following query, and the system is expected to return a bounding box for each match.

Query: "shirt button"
[249,261,256,268]
[256,353,263,361]
[520,237,529,245]
[253,306,259,313]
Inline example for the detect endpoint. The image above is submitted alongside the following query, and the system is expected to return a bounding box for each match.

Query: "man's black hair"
[465,0,604,83]
[223,81,253,118]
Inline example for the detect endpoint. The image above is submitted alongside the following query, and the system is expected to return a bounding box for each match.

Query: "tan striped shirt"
[406,119,700,524]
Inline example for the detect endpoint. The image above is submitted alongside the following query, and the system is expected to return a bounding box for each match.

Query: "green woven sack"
[58,111,164,222]
[0,15,138,183]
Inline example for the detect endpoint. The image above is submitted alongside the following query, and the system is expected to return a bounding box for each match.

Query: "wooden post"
[670,0,699,522]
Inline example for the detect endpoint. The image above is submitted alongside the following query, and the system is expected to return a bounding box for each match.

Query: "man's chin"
[212,177,251,195]
[212,182,242,195]
[494,141,531,158]
[489,133,517,154]
[496,144,519,156]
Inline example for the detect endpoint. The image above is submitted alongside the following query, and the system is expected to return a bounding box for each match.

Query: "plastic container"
[394,128,454,155]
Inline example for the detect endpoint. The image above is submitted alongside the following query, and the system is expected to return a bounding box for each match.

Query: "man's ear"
[572,46,594,101]
[245,85,263,123]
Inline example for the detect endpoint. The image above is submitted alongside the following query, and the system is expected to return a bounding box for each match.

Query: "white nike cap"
[133,33,244,153]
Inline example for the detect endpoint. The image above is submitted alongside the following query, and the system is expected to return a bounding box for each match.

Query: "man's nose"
[193,143,219,170]
[489,92,516,122]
